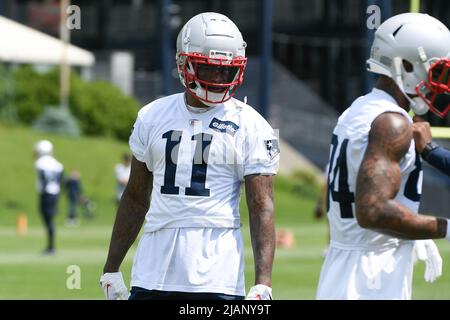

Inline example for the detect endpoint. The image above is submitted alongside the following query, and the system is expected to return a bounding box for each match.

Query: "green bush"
[9,65,139,141]
[70,76,139,140]
[14,65,59,124]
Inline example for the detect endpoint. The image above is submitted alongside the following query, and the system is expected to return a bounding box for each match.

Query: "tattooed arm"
[103,156,153,273]
[245,174,275,287]
[355,112,448,240]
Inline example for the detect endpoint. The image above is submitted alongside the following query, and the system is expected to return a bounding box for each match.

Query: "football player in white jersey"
[316,13,450,300]
[100,12,279,300]
[34,140,64,255]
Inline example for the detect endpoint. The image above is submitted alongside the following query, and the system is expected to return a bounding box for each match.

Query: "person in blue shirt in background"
[66,169,82,226]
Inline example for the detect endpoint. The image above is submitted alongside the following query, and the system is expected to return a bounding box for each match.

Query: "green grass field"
[1,123,449,300]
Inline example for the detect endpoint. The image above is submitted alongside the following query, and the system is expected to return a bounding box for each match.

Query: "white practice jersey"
[327,88,422,249]
[35,155,64,195]
[129,93,280,233]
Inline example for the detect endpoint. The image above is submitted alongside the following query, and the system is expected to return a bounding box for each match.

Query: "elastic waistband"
[329,239,415,251]
[144,216,242,233]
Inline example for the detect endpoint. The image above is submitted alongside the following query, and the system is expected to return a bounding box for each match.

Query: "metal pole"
[410,0,420,12]
[379,1,392,32]
[160,0,173,96]
[259,0,272,120]
[60,0,70,110]
[98,0,110,48]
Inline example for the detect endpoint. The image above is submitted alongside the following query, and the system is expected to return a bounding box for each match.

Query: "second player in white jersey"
[317,89,419,299]
[326,88,421,249]
[317,13,450,300]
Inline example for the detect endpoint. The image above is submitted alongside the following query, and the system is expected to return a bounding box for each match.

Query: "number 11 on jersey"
[160,130,213,197]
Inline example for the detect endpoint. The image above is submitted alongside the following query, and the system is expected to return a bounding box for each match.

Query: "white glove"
[413,240,442,283]
[100,272,129,300]
[246,284,273,300]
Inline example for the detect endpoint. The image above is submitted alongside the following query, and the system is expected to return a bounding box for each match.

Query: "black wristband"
[421,141,439,160]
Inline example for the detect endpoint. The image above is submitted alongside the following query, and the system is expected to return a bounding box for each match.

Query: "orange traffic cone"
[17,213,28,236]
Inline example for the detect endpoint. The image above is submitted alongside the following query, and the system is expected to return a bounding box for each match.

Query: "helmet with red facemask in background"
[366,13,450,118]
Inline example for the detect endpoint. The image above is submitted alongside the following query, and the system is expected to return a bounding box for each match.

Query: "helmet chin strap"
[189,86,224,107]
[192,81,229,106]
[200,99,219,107]
[406,95,430,116]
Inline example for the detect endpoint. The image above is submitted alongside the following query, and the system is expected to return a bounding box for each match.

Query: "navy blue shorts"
[129,287,244,300]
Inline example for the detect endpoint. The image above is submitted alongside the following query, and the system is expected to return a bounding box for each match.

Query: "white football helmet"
[34,140,53,157]
[176,12,247,106]
[367,13,450,117]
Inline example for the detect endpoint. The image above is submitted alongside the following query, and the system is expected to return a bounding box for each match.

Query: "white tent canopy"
[0,15,94,67]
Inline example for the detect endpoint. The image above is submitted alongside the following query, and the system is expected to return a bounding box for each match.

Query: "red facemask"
[416,58,450,118]
[178,52,247,104]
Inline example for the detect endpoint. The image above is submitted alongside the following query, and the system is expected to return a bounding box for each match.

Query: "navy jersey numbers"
[327,134,422,219]
[403,151,422,202]
[160,130,212,197]
[327,134,355,218]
